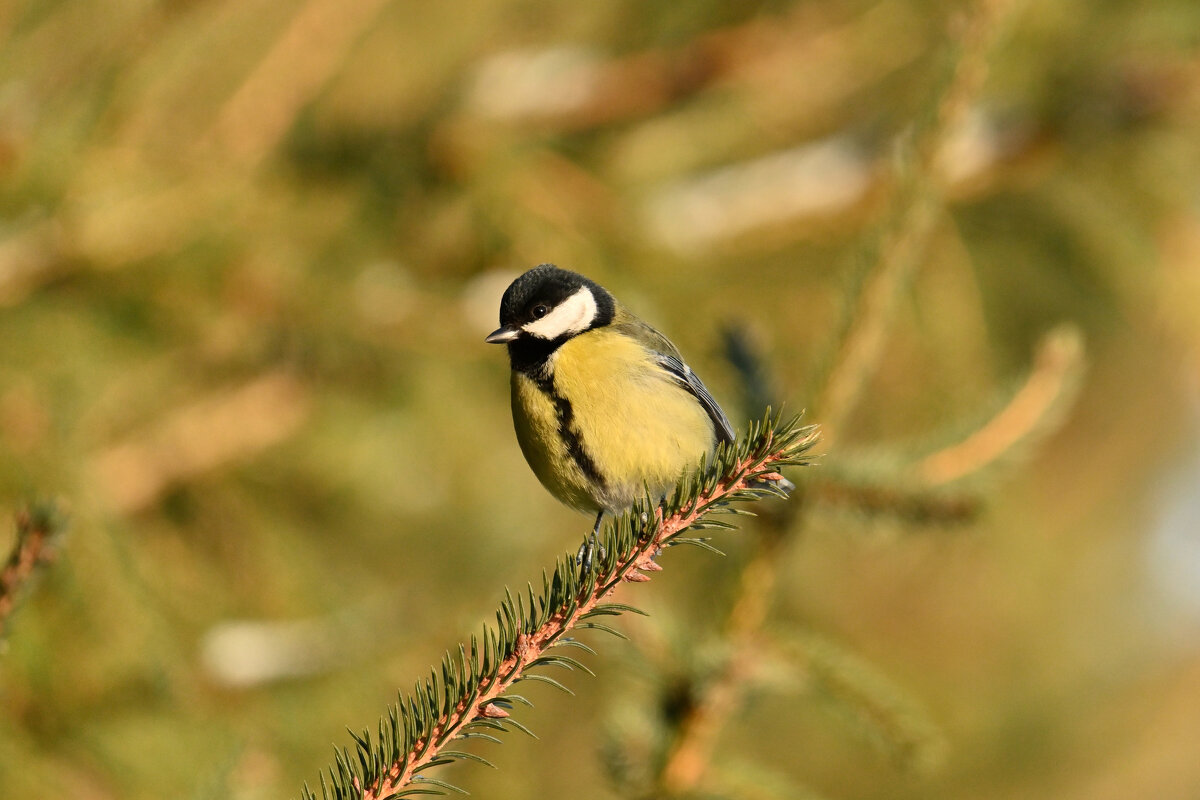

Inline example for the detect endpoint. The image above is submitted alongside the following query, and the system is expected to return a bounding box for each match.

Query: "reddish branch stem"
[361,446,799,800]
[0,508,60,638]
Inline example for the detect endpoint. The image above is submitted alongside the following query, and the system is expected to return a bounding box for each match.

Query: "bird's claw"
[576,535,606,572]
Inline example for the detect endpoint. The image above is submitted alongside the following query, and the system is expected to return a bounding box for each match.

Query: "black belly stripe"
[532,373,607,491]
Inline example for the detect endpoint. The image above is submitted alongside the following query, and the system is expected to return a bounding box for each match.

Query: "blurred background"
[2,0,1200,798]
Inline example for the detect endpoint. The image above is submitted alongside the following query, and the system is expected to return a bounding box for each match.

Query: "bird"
[486,264,737,560]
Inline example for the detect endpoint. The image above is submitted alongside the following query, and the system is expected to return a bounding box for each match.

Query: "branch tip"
[304,414,817,800]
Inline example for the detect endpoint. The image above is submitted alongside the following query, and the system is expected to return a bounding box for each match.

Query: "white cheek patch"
[522,286,598,339]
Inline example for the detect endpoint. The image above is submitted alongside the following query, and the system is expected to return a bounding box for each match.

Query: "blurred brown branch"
[211,0,391,165]
[811,479,982,525]
[917,325,1085,485]
[816,0,1016,447]
[0,505,65,640]
[656,529,785,795]
[644,2,1019,794]
[88,371,310,514]
[357,427,816,800]
[0,219,64,307]
[460,4,923,131]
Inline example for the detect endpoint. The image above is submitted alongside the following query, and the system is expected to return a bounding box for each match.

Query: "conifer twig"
[303,414,818,800]
[916,325,1084,485]
[210,0,391,164]
[657,530,784,794]
[88,372,310,513]
[779,632,946,773]
[0,504,65,640]
[650,3,1016,790]
[816,0,1015,446]
[637,328,809,797]
[811,477,981,524]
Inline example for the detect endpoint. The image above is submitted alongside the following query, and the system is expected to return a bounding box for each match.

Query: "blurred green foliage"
[2,0,1200,798]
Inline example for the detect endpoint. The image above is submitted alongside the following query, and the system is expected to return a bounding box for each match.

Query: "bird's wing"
[614,313,736,445]
[652,351,736,445]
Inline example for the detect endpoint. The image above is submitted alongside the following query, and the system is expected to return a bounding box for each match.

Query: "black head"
[485,264,615,372]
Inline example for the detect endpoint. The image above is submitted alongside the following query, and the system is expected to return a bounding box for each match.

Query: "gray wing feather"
[653,352,736,445]
[612,311,736,445]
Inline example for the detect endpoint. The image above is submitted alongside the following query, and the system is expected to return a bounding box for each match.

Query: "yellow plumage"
[511,326,717,513]
[488,265,734,544]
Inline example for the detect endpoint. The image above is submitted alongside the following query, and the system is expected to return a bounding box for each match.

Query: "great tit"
[486,264,736,552]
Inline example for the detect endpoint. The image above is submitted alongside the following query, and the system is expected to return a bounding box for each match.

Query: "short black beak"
[485,326,519,344]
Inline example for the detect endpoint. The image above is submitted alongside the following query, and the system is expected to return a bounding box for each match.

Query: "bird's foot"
[575,534,607,573]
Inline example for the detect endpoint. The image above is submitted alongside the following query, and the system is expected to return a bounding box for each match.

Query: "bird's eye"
[531,304,550,319]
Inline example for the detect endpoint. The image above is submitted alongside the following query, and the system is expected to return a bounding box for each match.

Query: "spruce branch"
[803,325,1083,527]
[783,632,946,774]
[810,476,981,526]
[619,329,806,798]
[301,413,818,800]
[0,502,66,642]
[815,0,1016,446]
[655,542,780,795]
[645,4,1019,789]
[916,324,1085,485]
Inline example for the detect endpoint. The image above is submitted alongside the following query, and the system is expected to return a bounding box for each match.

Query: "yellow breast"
[511,329,717,513]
